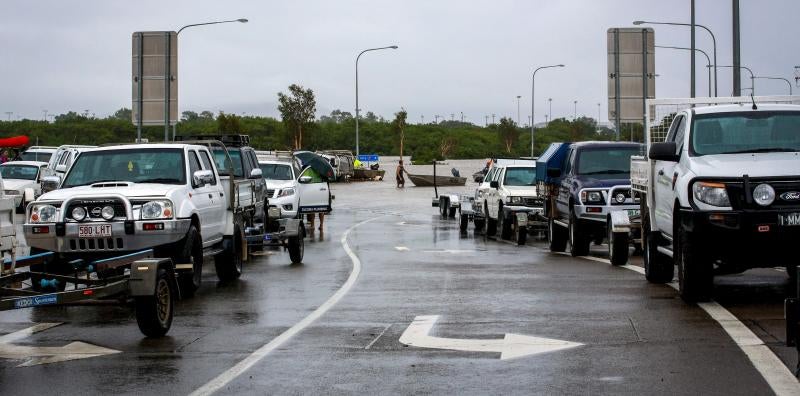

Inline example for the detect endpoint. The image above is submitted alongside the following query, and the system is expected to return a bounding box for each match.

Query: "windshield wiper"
[720,147,798,154]
[138,178,183,184]
[580,170,628,175]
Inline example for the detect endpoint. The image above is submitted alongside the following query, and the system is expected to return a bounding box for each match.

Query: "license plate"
[78,224,112,238]
[627,209,641,217]
[263,234,272,241]
[779,212,800,226]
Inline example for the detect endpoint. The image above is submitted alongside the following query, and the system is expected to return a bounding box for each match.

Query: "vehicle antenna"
[750,92,757,110]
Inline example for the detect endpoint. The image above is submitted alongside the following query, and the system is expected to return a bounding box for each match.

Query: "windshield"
[212,148,243,178]
[62,148,186,187]
[692,111,800,156]
[503,167,536,186]
[0,165,39,180]
[20,152,52,162]
[259,163,293,181]
[576,147,640,179]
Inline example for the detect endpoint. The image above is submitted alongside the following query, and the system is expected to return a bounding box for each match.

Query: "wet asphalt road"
[1,180,799,395]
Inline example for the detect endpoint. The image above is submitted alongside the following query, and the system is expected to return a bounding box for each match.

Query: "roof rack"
[25,146,58,150]
[175,134,250,147]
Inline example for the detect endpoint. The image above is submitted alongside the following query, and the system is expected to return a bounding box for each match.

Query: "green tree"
[392,108,408,160]
[277,84,316,149]
[199,111,215,120]
[217,112,241,133]
[181,111,199,121]
[497,117,519,153]
[110,108,132,121]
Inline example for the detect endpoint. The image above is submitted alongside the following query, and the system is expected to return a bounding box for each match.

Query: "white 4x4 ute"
[482,162,543,242]
[633,100,800,302]
[23,143,266,296]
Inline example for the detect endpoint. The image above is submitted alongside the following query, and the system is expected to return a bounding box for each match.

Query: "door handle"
[219,192,224,197]
[208,194,213,199]
[658,169,665,176]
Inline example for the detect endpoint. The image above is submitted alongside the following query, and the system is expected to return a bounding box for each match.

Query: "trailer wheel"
[439,198,449,217]
[677,225,713,302]
[569,211,590,257]
[500,210,512,240]
[548,218,567,252]
[608,220,629,266]
[215,231,243,281]
[642,211,673,283]
[473,217,485,233]
[176,226,203,297]
[459,213,469,232]
[514,217,527,245]
[448,206,457,218]
[135,267,174,338]
[288,226,304,264]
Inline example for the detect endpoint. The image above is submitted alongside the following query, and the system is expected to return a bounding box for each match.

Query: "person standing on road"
[396,159,406,188]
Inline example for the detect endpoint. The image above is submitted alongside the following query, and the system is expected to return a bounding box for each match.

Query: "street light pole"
[355,45,398,157]
[516,95,521,125]
[531,64,565,158]
[752,76,793,95]
[573,100,577,120]
[175,18,248,141]
[714,65,755,94]
[548,98,552,122]
[656,45,713,96]
[634,20,718,96]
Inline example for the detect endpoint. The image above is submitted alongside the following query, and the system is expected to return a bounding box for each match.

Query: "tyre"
[474,217,485,233]
[175,225,203,298]
[500,210,512,240]
[608,220,629,266]
[135,267,174,338]
[514,217,527,245]
[568,211,590,257]
[548,217,567,252]
[439,198,448,217]
[485,203,497,236]
[642,211,673,283]
[288,226,304,263]
[448,207,457,218]
[676,225,713,302]
[460,214,468,232]
[214,231,243,281]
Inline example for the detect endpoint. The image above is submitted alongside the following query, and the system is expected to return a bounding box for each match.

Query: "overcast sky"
[1,0,798,125]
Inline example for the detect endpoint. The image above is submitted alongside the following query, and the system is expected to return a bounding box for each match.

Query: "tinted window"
[198,151,217,185]
[300,167,323,183]
[503,167,536,186]
[259,163,293,180]
[188,151,202,176]
[20,152,52,162]
[212,148,244,178]
[0,165,39,180]
[691,111,800,156]
[63,148,186,187]
[576,147,640,179]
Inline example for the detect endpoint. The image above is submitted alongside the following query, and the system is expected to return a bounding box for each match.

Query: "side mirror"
[547,167,562,178]
[41,176,61,193]
[490,181,499,189]
[298,175,312,184]
[55,164,67,173]
[649,142,679,162]
[249,168,263,179]
[192,170,214,188]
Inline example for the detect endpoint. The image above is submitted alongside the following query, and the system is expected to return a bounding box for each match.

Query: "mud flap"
[610,210,631,234]
[130,258,174,297]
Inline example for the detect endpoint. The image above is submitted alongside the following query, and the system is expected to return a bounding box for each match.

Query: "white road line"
[365,324,393,350]
[575,254,800,395]
[190,216,382,396]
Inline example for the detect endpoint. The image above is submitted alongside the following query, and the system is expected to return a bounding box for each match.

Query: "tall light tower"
[355,45,399,156]
[516,95,521,125]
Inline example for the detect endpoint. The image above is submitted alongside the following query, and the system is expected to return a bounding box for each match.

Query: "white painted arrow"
[0,322,121,367]
[399,315,582,360]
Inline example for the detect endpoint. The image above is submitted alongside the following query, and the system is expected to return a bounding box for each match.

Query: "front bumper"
[24,218,191,253]
[269,196,298,219]
[247,218,302,246]
[681,208,800,268]
[574,203,640,223]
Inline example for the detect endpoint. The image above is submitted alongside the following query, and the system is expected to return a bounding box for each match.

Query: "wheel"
[485,203,497,236]
[514,217,527,245]
[474,217,485,233]
[548,217,567,252]
[288,226,304,264]
[175,225,203,298]
[439,198,448,217]
[215,231,243,281]
[135,267,174,338]
[460,214,468,232]
[448,207,457,218]
[642,211,673,283]
[608,220,629,266]
[676,224,713,302]
[569,211,590,257]
[500,210,512,240]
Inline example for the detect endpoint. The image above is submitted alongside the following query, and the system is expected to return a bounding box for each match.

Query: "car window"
[503,167,536,186]
[198,150,217,185]
[212,148,244,178]
[564,149,574,175]
[0,165,39,180]
[300,167,324,183]
[259,163,293,180]
[672,116,687,155]
[188,151,202,178]
[62,148,186,187]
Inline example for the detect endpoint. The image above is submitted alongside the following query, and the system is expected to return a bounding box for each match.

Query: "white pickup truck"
[23,141,303,297]
[630,97,800,302]
[482,161,544,244]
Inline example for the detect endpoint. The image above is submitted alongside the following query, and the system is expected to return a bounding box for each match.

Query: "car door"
[197,149,226,242]
[477,168,496,211]
[297,166,330,215]
[556,148,576,221]
[653,114,687,237]
[487,167,505,219]
[187,149,219,243]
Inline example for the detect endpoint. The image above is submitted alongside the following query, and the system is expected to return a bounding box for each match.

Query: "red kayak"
[0,136,29,148]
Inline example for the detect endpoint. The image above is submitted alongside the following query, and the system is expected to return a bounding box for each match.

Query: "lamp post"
[548,98,552,122]
[713,65,755,95]
[597,103,601,124]
[656,45,713,97]
[573,100,577,120]
[516,95,521,125]
[355,45,398,157]
[752,76,793,95]
[531,64,565,157]
[634,20,718,97]
[175,18,248,141]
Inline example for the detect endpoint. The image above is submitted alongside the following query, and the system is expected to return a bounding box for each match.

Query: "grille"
[523,197,544,207]
[726,179,800,210]
[266,189,276,198]
[68,238,124,251]
[66,199,126,221]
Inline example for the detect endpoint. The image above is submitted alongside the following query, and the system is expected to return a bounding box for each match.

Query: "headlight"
[580,190,603,204]
[30,204,58,223]
[508,196,522,204]
[141,200,173,219]
[101,205,116,220]
[753,184,775,207]
[278,188,295,198]
[693,182,730,207]
[71,206,86,221]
